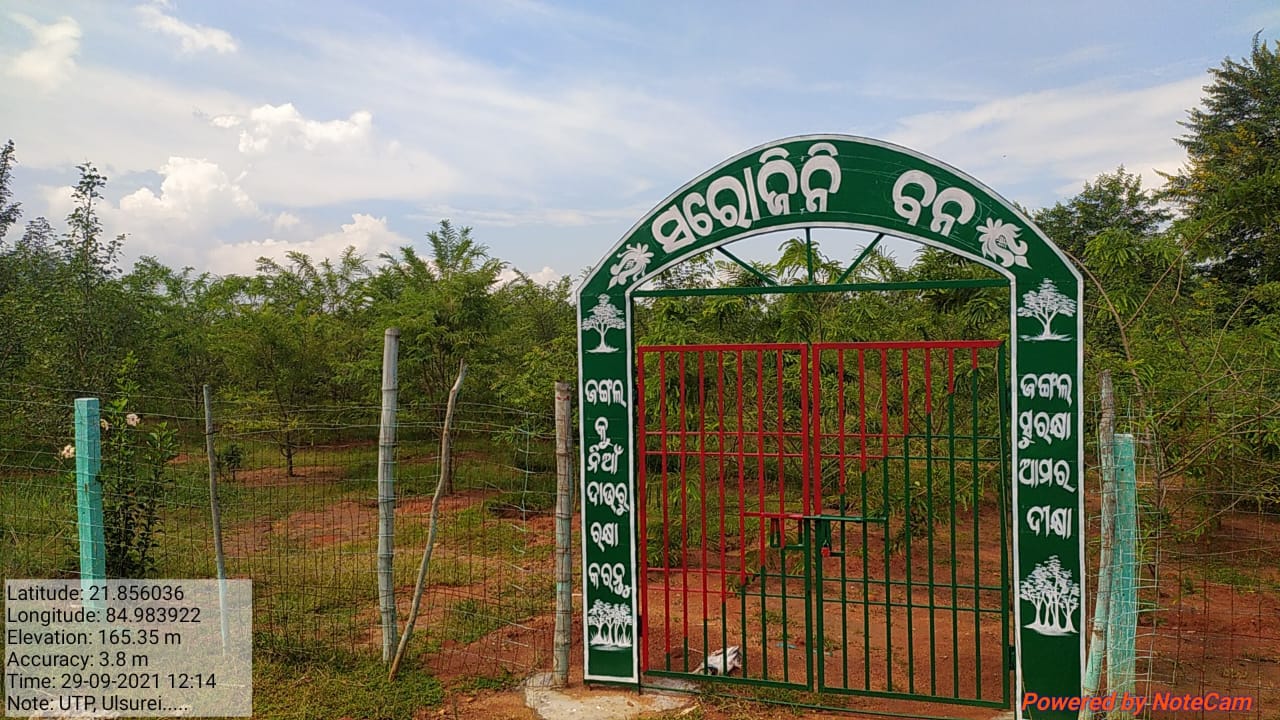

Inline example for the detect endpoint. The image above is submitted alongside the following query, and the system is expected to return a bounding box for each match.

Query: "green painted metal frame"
[807,341,1011,708]
[633,277,1008,299]
[581,135,1086,720]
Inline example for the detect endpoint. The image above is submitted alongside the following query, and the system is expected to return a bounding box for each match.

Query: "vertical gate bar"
[902,348,915,693]
[837,348,851,689]
[698,351,709,674]
[947,348,960,698]
[836,348,846,500]
[970,346,982,698]
[660,352,672,669]
[756,349,767,680]
[737,350,750,677]
[776,350,786,521]
[813,345,827,690]
[775,350,790,682]
[859,349,868,473]
[637,351,650,673]
[737,351,746,588]
[717,352,729,668]
[996,346,1011,705]
[806,347,815,519]
[678,351,690,670]
[925,348,937,695]
[802,346,814,689]
[880,348,893,692]
[834,345,855,686]
[858,349,870,691]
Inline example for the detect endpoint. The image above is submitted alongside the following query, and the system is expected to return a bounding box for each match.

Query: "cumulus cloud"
[6,14,81,91]
[204,102,451,206]
[136,2,237,54]
[104,157,259,265]
[228,103,373,154]
[206,214,410,275]
[118,157,258,225]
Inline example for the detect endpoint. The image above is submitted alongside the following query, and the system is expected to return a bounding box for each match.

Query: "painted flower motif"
[126,413,140,427]
[977,217,1030,269]
[60,444,75,460]
[100,419,111,431]
[607,243,655,289]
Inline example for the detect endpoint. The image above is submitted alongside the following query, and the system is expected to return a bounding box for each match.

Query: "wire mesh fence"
[1081,377,1280,718]
[0,382,569,686]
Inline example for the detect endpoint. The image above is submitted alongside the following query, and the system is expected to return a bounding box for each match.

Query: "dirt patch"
[276,499,377,548]
[229,464,346,487]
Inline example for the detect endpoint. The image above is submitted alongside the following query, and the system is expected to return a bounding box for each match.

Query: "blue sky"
[2,1,1278,281]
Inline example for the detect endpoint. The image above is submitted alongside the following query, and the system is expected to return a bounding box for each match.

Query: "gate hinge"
[1007,644,1016,671]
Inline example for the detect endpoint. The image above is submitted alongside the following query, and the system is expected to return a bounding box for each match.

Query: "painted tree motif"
[587,599,632,649]
[1017,279,1076,341]
[581,294,626,353]
[1019,555,1080,636]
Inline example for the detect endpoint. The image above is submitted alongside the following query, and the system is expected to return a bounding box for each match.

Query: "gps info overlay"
[5,579,251,717]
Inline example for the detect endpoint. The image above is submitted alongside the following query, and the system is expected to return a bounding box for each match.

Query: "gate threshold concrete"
[524,673,696,720]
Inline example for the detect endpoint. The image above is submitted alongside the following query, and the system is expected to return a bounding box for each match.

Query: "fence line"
[0,382,570,687]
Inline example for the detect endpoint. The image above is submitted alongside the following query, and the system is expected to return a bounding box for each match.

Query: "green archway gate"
[577,135,1083,719]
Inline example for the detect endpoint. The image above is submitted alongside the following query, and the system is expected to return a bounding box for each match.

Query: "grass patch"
[436,577,555,646]
[435,506,547,558]
[254,642,443,720]
[0,474,78,579]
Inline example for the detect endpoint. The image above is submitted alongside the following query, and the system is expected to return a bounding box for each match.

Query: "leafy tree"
[0,140,21,241]
[1165,35,1280,291]
[222,250,369,476]
[371,221,505,410]
[1033,167,1169,263]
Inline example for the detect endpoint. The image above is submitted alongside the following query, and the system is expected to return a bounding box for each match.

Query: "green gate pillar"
[577,135,1083,718]
[75,397,106,582]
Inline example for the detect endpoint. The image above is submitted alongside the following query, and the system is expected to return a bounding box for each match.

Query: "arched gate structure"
[577,135,1083,719]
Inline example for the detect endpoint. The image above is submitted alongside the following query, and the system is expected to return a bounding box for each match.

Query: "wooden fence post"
[378,328,401,663]
[203,384,231,652]
[553,381,573,687]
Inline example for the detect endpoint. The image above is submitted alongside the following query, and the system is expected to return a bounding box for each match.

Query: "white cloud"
[118,156,257,225]
[498,265,562,286]
[206,214,410,275]
[230,103,373,154]
[6,14,81,91]
[107,157,259,264]
[136,2,237,55]
[273,211,301,231]
[886,75,1204,207]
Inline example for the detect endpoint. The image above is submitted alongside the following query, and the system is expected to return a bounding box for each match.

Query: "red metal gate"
[636,340,1011,706]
